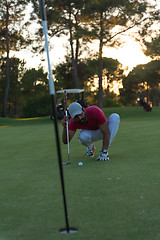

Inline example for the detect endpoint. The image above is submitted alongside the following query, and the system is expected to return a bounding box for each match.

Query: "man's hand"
[62,116,75,144]
[96,150,109,161]
[62,116,69,129]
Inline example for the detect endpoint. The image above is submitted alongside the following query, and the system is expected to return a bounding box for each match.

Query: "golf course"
[0,106,160,240]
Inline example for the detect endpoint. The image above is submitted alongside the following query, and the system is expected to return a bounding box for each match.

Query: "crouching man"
[62,102,120,161]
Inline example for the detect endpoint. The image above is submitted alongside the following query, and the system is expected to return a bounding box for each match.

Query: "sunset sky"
[16,35,151,75]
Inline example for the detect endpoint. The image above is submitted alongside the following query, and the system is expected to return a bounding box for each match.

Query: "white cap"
[68,102,82,118]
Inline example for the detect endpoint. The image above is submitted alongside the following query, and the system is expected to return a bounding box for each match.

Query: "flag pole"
[39,0,75,233]
[64,91,70,164]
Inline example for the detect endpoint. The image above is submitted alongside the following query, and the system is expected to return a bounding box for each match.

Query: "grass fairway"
[0,107,160,240]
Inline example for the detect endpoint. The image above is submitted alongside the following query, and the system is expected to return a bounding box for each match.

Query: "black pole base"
[59,227,78,234]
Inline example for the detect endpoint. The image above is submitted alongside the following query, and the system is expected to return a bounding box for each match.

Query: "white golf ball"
[78,162,83,166]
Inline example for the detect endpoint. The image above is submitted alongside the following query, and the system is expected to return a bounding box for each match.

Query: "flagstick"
[64,91,70,164]
[39,0,71,233]
[50,97,70,233]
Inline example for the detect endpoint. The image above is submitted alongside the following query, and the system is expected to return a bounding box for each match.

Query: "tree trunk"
[69,9,79,89]
[98,12,104,108]
[98,56,103,108]
[2,4,10,117]
[71,58,79,89]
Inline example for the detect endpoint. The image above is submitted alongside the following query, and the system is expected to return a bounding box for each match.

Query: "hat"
[68,102,82,118]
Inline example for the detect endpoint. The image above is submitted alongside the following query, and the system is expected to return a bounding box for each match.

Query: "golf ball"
[78,162,83,166]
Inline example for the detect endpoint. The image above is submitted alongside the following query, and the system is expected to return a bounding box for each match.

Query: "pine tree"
[0,0,31,117]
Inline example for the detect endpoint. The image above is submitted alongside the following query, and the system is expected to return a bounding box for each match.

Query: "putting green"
[0,107,160,240]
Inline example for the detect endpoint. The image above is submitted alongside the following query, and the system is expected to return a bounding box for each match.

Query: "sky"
[16,34,151,75]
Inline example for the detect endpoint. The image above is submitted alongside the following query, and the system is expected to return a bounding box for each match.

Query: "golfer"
[62,102,120,161]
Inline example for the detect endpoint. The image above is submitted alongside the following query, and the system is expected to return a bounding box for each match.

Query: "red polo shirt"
[68,106,106,131]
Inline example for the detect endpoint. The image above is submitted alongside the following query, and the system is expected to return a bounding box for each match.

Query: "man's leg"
[78,113,120,147]
[78,129,99,157]
[107,113,120,146]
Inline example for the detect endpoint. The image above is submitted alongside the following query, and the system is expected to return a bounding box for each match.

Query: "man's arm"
[99,121,110,150]
[62,116,76,144]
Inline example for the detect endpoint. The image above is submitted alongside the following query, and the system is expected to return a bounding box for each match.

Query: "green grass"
[0,106,160,240]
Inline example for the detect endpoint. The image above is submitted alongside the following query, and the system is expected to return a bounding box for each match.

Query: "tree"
[20,68,50,117]
[138,2,160,59]
[21,67,48,96]
[102,57,123,96]
[145,60,160,106]
[120,65,146,105]
[8,58,26,117]
[0,0,32,117]
[54,56,123,105]
[137,5,160,105]
[120,60,160,106]
[54,60,74,91]
[82,0,156,107]
[54,57,98,92]
[32,0,90,89]
[0,56,26,117]
[32,0,158,107]
[0,57,50,117]
[144,36,160,59]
